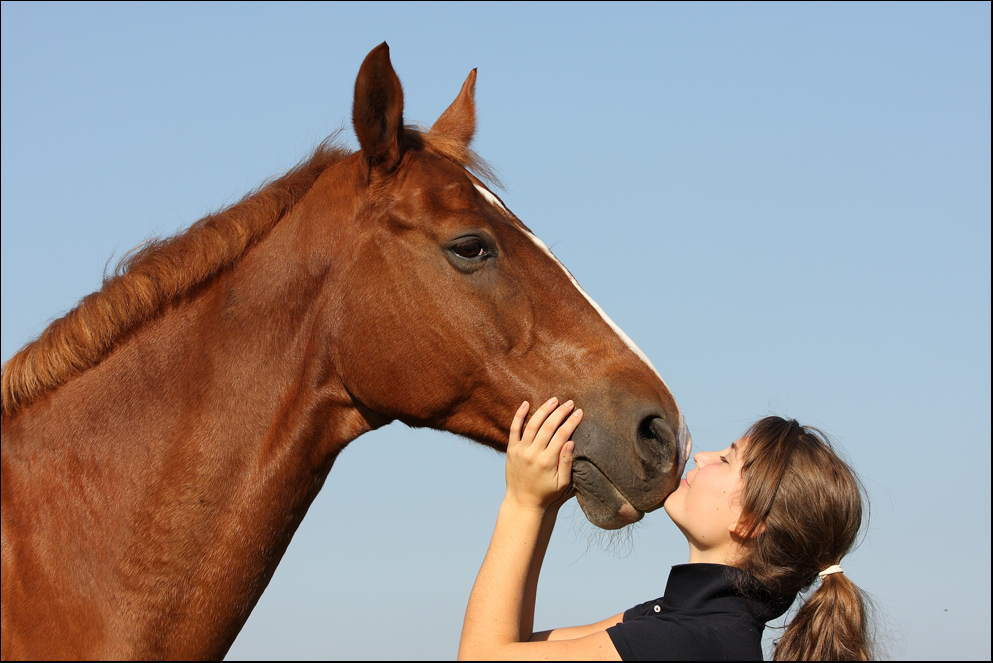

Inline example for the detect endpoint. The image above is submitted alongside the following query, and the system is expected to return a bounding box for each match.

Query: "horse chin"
[572,458,645,530]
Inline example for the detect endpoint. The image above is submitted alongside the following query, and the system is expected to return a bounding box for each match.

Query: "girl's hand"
[505,398,582,512]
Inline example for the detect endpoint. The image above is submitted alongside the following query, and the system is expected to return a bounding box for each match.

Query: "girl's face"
[664,439,747,564]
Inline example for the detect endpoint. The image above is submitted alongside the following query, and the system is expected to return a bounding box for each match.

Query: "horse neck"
[1,157,378,659]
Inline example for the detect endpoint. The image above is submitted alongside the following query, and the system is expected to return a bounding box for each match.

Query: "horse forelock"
[406,126,502,191]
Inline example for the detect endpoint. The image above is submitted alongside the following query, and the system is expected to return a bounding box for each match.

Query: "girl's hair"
[734,416,875,661]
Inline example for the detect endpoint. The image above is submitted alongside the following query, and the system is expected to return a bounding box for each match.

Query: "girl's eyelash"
[720,455,729,464]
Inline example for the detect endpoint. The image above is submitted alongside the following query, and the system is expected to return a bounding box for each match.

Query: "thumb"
[559,440,575,490]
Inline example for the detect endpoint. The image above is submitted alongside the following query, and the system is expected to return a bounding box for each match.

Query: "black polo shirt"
[606,563,795,661]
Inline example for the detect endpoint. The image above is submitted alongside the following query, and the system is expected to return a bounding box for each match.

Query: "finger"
[558,440,576,492]
[522,397,558,445]
[509,401,529,449]
[548,407,583,451]
[534,400,576,450]
[544,407,581,473]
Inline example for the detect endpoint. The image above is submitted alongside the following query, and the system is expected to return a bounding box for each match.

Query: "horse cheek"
[489,279,537,358]
[332,285,462,422]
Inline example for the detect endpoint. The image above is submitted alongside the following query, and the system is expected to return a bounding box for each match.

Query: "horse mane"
[1,128,495,419]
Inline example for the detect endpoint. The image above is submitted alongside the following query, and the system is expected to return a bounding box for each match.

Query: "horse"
[0,43,692,660]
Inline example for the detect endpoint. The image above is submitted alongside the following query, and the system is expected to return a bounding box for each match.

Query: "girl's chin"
[663,483,685,512]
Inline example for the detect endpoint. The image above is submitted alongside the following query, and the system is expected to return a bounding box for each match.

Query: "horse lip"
[677,413,693,469]
[572,455,616,493]
[572,456,644,524]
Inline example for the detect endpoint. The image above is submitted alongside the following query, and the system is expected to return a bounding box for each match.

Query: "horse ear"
[430,68,477,146]
[353,42,405,170]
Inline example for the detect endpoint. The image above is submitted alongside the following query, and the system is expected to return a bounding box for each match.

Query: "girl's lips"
[681,478,689,487]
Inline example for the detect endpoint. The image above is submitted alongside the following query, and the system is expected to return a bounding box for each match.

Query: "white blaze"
[473,182,692,461]
[473,182,508,213]
[472,183,664,385]
[525,231,665,380]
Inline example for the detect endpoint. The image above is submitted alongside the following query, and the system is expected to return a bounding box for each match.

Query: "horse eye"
[453,239,486,259]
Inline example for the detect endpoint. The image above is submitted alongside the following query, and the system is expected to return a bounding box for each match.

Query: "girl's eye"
[720,455,729,464]
[453,239,486,259]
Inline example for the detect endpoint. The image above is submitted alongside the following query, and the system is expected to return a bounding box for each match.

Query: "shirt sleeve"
[607,615,727,661]
[623,598,662,621]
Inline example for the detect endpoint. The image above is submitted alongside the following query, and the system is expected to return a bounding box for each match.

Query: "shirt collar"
[663,563,795,623]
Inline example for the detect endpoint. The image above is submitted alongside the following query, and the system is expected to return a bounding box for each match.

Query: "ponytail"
[734,417,876,661]
[774,572,874,661]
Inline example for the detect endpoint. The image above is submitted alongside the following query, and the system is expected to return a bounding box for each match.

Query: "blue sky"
[2,2,990,660]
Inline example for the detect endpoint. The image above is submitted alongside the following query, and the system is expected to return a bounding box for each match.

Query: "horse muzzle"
[571,405,692,530]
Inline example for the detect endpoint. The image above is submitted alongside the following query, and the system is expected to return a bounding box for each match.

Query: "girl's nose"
[693,449,719,468]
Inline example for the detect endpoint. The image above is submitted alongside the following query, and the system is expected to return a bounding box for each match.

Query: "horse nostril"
[638,416,672,445]
[639,416,676,467]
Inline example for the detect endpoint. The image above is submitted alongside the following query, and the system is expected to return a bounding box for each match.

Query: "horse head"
[325,44,692,528]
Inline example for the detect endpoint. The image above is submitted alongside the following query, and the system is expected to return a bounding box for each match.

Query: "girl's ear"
[730,517,766,540]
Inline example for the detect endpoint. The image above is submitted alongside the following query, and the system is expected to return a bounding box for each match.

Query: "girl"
[458,398,874,660]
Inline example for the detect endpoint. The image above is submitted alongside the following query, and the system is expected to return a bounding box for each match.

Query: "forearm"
[530,613,625,641]
[459,498,547,659]
[519,504,559,640]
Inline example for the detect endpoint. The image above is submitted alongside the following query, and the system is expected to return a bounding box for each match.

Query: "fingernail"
[547,397,558,406]
[564,400,574,408]
[573,409,583,418]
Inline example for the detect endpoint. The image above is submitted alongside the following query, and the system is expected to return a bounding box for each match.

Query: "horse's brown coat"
[1,43,689,659]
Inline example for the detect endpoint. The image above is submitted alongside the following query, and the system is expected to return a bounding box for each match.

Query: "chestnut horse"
[0,44,691,659]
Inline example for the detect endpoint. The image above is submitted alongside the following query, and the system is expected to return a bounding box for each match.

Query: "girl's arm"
[457,399,622,661]
[530,613,625,642]
[518,499,558,641]
[521,491,623,643]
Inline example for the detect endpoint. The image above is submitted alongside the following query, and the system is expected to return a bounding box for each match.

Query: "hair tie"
[818,564,843,579]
